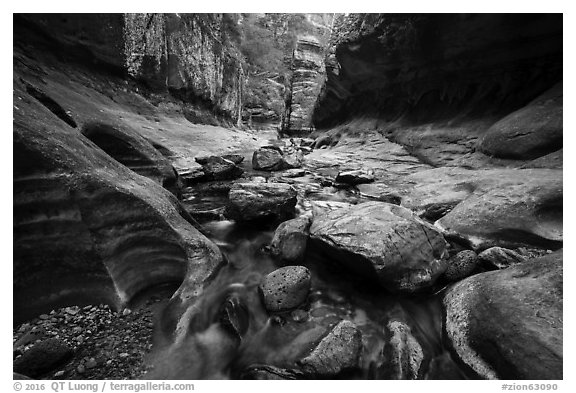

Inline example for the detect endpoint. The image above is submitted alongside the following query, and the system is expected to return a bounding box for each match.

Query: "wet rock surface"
[443,251,563,379]
[297,320,362,376]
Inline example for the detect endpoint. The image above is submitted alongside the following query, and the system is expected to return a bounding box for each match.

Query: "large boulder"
[225,182,298,222]
[269,215,312,264]
[297,320,362,376]
[259,266,311,313]
[477,83,563,160]
[443,251,563,379]
[309,202,449,292]
[252,146,286,171]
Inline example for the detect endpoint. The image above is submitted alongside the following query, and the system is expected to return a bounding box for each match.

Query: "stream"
[151,136,471,380]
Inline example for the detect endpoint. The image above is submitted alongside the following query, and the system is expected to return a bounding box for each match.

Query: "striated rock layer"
[13,70,225,325]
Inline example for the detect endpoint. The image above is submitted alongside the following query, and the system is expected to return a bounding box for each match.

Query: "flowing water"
[148,146,471,379]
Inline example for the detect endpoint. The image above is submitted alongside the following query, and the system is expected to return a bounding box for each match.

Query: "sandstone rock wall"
[284,36,326,133]
[313,14,562,128]
[17,14,244,122]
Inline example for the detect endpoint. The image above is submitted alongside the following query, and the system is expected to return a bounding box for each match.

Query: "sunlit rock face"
[284,36,326,133]
[314,14,562,129]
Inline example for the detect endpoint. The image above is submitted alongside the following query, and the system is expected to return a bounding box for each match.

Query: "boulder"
[194,155,243,181]
[477,82,563,160]
[13,338,73,378]
[259,266,311,312]
[443,251,563,379]
[225,182,298,222]
[443,250,479,281]
[309,202,449,292]
[269,215,312,264]
[252,146,286,171]
[297,320,362,375]
[335,169,375,185]
[433,168,563,251]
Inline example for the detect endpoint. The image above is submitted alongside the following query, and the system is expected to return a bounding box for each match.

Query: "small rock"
[283,168,306,178]
[241,365,305,380]
[379,319,424,379]
[297,320,362,375]
[77,364,85,374]
[122,308,132,316]
[86,358,98,369]
[335,169,375,185]
[260,266,311,312]
[54,370,65,377]
[478,247,525,269]
[444,250,479,281]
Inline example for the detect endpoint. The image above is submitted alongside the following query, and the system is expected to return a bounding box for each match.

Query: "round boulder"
[259,266,311,312]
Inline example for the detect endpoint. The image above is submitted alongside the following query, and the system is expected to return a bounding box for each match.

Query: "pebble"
[86,358,98,369]
[77,365,85,374]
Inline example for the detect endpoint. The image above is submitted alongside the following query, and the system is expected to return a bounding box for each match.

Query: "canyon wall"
[284,36,326,133]
[17,13,244,123]
[314,14,562,128]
